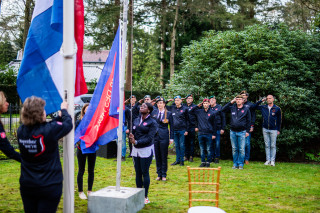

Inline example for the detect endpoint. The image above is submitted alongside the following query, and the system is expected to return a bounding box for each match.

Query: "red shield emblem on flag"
[208,114,211,116]
[180,110,183,112]
[143,122,148,126]
[0,132,5,139]
[241,110,244,113]
[215,108,218,110]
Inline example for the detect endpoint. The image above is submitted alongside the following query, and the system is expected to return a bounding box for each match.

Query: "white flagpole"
[116,0,129,191]
[62,0,75,212]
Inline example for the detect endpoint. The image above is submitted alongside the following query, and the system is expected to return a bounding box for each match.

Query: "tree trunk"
[125,0,133,91]
[160,0,167,88]
[114,0,120,35]
[170,0,180,80]
[23,0,34,49]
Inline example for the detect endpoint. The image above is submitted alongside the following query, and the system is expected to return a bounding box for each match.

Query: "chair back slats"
[187,166,221,208]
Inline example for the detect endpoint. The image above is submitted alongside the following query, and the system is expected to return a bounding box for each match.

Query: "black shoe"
[189,157,194,162]
[171,161,180,166]
[214,158,219,164]
[206,162,210,167]
[180,161,184,166]
[199,163,206,167]
[121,156,126,161]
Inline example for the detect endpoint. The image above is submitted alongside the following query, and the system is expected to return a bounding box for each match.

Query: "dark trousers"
[185,129,195,158]
[77,148,96,192]
[129,142,132,156]
[154,136,169,178]
[20,183,62,213]
[133,154,153,198]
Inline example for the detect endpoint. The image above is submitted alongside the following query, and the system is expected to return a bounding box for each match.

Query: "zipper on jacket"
[268,108,270,129]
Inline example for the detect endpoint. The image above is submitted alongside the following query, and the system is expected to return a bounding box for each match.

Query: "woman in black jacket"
[17,96,72,213]
[151,97,174,181]
[128,103,158,204]
[0,91,21,162]
[75,103,96,200]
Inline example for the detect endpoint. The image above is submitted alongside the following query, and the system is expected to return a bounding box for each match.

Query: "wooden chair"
[187,166,224,213]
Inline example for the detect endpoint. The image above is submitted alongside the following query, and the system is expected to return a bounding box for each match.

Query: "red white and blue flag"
[17,0,87,114]
[74,26,121,153]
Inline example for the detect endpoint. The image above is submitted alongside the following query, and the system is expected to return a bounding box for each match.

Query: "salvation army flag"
[74,26,121,154]
[17,0,87,114]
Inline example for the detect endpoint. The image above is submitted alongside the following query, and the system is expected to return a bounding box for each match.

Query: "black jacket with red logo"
[221,102,251,133]
[132,115,158,149]
[17,109,73,187]
[166,105,189,131]
[189,106,217,135]
[209,104,226,131]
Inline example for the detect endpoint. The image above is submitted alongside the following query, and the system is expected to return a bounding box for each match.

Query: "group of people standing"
[121,91,282,203]
[0,89,282,209]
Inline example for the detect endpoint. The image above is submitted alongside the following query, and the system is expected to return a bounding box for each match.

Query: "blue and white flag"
[17,0,63,114]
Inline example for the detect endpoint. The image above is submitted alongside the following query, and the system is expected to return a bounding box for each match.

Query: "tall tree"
[169,0,180,79]
[85,0,121,50]
[0,38,16,66]
[125,0,133,91]
[160,0,167,88]
[23,0,35,48]
[281,0,320,32]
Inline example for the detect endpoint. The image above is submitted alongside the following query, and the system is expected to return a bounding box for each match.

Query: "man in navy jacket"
[208,95,226,164]
[240,91,256,165]
[254,95,282,166]
[125,95,139,157]
[184,94,197,162]
[189,99,217,167]
[222,95,251,169]
[166,96,189,166]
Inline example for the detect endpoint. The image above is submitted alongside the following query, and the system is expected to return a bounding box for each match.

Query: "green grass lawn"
[0,155,319,212]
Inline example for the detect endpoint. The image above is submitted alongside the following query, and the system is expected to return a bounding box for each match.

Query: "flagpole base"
[87,186,145,213]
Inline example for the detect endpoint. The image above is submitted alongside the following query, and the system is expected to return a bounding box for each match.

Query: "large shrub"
[164,24,320,160]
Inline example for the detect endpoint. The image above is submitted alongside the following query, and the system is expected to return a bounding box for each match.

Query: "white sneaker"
[270,161,275,166]
[144,197,150,204]
[79,192,87,200]
[264,161,270,165]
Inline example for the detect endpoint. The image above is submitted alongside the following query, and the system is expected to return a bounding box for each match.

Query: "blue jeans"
[230,130,246,167]
[174,130,186,162]
[198,134,212,163]
[244,132,251,161]
[185,129,195,158]
[210,130,221,160]
[262,128,277,162]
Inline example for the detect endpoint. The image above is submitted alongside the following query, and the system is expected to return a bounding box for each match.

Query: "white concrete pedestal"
[88,186,145,213]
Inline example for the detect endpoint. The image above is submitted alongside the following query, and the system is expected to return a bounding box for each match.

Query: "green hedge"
[164,24,320,161]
